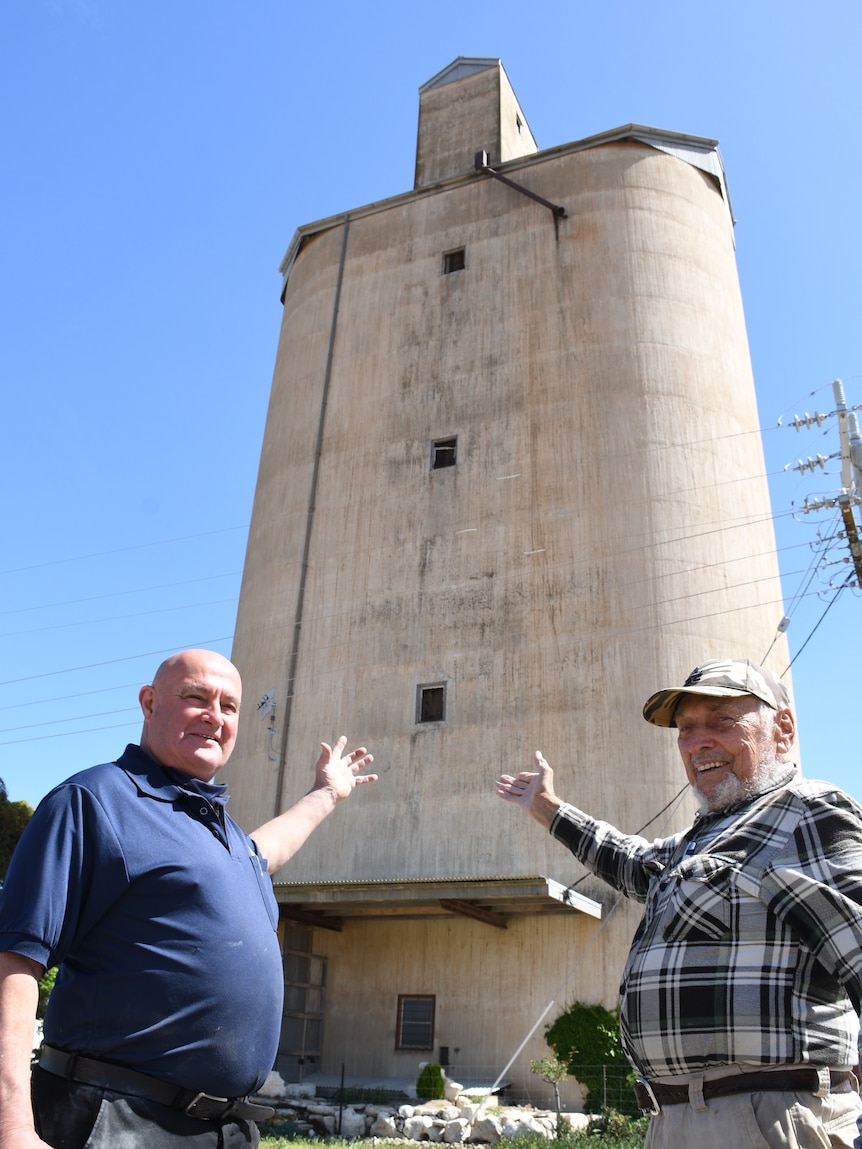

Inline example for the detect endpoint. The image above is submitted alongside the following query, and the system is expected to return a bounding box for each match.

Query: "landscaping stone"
[257,1088,589,1143]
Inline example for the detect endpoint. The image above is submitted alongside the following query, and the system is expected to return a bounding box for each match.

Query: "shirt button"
[200,806,209,816]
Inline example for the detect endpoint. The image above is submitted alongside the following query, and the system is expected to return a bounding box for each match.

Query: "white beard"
[694,757,786,814]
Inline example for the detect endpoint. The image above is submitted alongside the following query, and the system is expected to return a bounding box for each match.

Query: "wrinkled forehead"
[673,692,761,722]
[180,674,240,702]
[155,656,242,705]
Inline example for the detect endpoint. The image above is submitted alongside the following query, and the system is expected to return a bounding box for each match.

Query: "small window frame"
[442,247,466,274]
[431,437,457,470]
[417,683,446,724]
[396,994,436,1051]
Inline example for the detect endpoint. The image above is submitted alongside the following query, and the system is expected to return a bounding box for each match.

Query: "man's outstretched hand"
[313,736,377,801]
[495,751,562,828]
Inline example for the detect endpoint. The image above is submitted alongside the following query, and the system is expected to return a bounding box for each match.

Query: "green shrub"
[336,1086,389,1104]
[544,1002,638,1116]
[415,1061,445,1100]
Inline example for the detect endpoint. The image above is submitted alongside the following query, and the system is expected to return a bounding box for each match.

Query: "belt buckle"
[184,1091,233,1121]
[636,1076,661,1115]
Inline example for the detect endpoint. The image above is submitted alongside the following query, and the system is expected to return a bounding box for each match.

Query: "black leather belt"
[635,1068,855,1114]
[39,1045,276,1123]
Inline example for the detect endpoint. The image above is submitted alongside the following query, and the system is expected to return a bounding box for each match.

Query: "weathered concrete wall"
[227,121,789,1088]
[228,139,787,881]
[307,905,640,1107]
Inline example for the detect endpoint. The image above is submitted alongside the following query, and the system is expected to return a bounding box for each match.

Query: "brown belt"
[635,1068,856,1113]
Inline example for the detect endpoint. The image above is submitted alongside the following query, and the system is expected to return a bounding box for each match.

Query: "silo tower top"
[418,57,504,92]
[415,56,538,188]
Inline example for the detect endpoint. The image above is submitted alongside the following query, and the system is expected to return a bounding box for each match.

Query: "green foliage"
[544,1002,638,1116]
[588,1108,648,1140]
[415,1061,445,1100]
[478,1117,648,1149]
[0,778,33,880]
[37,967,58,1019]
[530,1056,568,1086]
[336,1086,389,1104]
[531,1055,568,1132]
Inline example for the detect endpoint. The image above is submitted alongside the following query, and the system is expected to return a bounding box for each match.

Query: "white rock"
[337,1107,367,1139]
[256,1071,287,1099]
[501,1115,551,1139]
[404,1114,435,1140]
[441,1068,463,1102]
[560,1112,589,1131]
[443,1118,470,1143]
[370,1113,400,1138]
[454,1098,480,1120]
[400,1104,416,1118]
[468,1114,501,1143]
[282,1081,316,1099]
[436,1105,460,1121]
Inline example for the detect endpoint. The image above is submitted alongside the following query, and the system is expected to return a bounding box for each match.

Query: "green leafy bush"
[415,1061,445,1100]
[544,1002,637,1116]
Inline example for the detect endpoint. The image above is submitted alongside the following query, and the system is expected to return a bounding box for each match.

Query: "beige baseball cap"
[643,658,791,727]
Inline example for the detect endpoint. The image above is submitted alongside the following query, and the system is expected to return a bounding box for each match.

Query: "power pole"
[790,379,862,588]
[833,379,862,587]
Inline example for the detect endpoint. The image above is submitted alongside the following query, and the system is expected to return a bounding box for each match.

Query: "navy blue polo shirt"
[0,745,283,1098]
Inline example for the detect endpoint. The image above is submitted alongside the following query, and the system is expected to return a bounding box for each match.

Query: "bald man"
[0,649,376,1149]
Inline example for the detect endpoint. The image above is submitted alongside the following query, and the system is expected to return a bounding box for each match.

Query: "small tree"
[530,1055,568,1134]
[0,777,33,881]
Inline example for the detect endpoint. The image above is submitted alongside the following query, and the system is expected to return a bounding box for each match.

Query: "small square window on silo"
[431,437,457,469]
[417,684,446,723]
[442,248,465,274]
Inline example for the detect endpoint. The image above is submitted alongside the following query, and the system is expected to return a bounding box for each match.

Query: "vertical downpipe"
[273,215,351,816]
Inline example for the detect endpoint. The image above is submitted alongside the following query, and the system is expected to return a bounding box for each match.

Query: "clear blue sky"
[1,1,859,809]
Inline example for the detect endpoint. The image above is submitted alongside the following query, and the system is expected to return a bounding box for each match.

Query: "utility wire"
[0,526,248,577]
[782,575,854,675]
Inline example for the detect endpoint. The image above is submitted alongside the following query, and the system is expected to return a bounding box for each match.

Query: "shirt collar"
[117,744,230,807]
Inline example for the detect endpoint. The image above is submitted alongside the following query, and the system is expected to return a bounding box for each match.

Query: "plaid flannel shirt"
[550,768,862,1079]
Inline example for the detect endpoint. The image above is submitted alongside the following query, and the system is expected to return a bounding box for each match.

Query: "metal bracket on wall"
[474,150,567,236]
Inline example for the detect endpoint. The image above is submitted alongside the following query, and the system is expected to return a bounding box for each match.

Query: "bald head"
[138,649,242,780]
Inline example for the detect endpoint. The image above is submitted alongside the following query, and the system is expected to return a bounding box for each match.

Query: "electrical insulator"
[791,410,830,431]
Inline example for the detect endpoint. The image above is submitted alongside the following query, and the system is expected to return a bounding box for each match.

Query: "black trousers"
[31,1066,260,1149]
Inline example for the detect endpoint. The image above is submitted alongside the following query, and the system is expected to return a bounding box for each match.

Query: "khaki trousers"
[643,1087,862,1149]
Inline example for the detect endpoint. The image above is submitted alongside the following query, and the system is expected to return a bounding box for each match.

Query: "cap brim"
[642,685,750,727]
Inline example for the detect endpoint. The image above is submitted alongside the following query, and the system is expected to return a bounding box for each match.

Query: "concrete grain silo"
[226,57,790,1104]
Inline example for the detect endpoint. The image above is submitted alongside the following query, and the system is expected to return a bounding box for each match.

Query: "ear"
[773,707,795,756]
[139,684,156,719]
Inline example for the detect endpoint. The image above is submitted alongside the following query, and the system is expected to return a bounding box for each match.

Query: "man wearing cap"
[496,658,862,1149]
